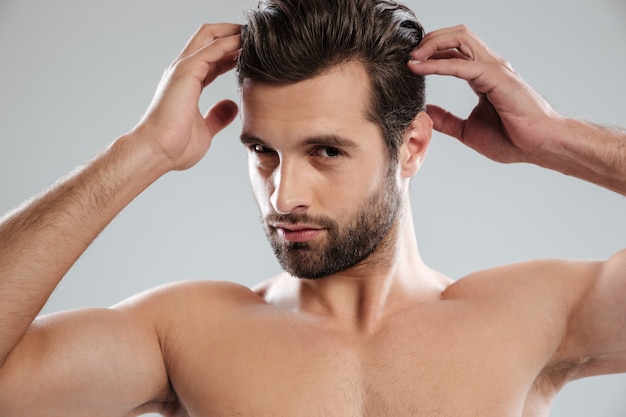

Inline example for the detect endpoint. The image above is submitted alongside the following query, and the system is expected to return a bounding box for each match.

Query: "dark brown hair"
[237,0,426,161]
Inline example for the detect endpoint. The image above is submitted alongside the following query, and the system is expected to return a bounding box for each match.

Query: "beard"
[261,172,402,280]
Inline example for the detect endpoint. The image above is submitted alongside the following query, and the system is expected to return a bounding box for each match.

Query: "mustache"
[263,212,338,229]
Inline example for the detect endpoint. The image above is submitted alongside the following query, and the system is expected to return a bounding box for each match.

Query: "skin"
[0,23,625,417]
[241,64,404,281]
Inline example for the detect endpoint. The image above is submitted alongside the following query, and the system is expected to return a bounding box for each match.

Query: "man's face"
[240,62,402,279]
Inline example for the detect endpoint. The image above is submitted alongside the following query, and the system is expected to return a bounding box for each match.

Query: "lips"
[273,223,324,243]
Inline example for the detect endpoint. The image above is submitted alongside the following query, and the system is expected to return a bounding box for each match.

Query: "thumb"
[204,99,239,137]
[426,104,464,140]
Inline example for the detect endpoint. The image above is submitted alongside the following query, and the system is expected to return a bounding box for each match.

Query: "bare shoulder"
[444,257,602,304]
[116,279,266,319]
[443,257,609,383]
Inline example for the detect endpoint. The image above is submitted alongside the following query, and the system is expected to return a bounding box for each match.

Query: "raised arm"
[408,25,626,381]
[0,23,241,417]
[408,25,626,196]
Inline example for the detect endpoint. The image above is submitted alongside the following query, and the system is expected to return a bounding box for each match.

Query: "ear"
[399,111,433,178]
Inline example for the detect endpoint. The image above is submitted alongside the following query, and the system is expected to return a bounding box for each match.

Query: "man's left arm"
[531,119,626,196]
[408,25,626,196]
[408,25,626,377]
[562,248,626,378]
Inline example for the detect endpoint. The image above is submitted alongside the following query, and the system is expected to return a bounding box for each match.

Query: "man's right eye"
[251,144,274,154]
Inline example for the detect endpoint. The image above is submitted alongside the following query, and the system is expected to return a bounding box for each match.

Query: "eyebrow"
[239,132,358,149]
[239,133,267,146]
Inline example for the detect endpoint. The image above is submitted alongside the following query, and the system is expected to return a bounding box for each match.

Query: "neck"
[266,201,451,333]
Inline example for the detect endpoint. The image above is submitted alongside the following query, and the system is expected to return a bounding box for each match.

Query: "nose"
[270,158,311,214]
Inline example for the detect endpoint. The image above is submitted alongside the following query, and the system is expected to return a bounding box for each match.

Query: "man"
[0,1,624,417]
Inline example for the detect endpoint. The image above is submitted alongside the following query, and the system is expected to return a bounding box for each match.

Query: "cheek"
[248,164,272,211]
[324,171,383,211]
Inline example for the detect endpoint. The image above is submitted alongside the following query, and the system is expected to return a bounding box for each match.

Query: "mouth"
[272,223,324,243]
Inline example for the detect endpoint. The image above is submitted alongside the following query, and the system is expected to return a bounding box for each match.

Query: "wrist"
[110,127,174,185]
[526,115,579,169]
[529,117,626,194]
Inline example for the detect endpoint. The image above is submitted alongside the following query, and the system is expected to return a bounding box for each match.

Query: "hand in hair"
[135,23,241,172]
[407,25,560,165]
[408,25,626,195]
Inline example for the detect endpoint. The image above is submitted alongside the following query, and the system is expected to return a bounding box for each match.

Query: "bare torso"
[152,261,576,417]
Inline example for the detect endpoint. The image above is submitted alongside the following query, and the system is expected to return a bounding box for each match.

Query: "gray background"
[1,0,625,415]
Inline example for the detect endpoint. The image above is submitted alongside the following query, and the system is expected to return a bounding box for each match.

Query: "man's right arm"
[0,23,241,416]
[0,132,162,368]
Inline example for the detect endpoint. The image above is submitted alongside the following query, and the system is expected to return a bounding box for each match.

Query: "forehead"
[240,62,382,145]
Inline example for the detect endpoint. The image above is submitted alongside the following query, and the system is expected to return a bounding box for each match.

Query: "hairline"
[239,57,398,160]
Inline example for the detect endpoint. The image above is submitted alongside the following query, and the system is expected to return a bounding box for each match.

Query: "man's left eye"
[317,147,341,158]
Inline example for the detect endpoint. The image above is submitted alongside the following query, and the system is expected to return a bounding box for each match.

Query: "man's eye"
[251,144,273,154]
[316,147,341,158]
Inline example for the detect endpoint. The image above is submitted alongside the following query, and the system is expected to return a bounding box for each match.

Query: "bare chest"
[165,305,555,417]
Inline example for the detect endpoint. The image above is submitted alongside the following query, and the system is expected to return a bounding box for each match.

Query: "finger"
[204,99,239,138]
[187,33,242,65]
[173,33,241,86]
[177,23,242,61]
[425,104,464,140]
[408,57,485,84]
[427,50,468,61]
[411,25,497,64]
[201,49,240,87]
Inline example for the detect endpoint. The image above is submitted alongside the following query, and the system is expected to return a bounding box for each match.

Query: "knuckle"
[455,24,472,36]
[494,56,514,72]
[198,23,215,33]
